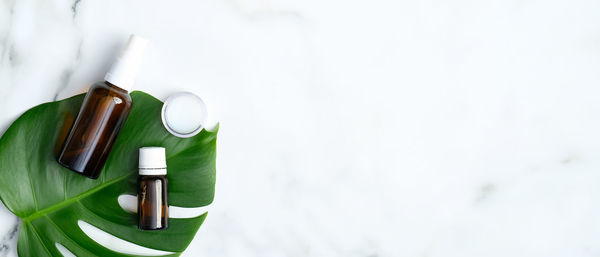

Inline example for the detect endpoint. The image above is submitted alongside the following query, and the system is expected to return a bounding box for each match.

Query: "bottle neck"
[139,174,167,178]
[139,167,167,176]
[105,81,129,93]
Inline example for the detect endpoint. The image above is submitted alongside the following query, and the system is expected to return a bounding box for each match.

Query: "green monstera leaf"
[0,91,217,256]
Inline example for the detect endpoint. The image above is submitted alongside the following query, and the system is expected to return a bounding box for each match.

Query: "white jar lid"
[161,92,208,138]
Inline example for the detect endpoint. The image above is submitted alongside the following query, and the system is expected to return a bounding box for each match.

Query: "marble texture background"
[2,0,600,256]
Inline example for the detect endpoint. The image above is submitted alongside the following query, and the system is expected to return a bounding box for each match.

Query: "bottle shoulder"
[88,82,132,103]
[138,175,168,182]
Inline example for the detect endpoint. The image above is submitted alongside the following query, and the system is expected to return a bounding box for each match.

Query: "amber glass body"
[138,175,169,230]
[57,81,133,179]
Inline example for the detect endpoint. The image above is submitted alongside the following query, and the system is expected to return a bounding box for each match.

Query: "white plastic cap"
[139,147,167,175]
[104,34,148,91]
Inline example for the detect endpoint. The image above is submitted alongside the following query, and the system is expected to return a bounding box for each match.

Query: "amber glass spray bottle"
[138,147,169,230]
[58,35,147,179]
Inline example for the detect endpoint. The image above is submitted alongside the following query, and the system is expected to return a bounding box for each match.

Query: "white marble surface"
[2,0,600,256]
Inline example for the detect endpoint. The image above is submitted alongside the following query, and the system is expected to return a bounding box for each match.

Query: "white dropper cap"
[104,34,148,91]
[139,147,167,175]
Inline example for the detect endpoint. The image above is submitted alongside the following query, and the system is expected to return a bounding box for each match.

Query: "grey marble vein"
[54,39,83,101]
[71,0,82,18]
[474,183,496,203]
[0,223,18,257]
[0,0,16,69]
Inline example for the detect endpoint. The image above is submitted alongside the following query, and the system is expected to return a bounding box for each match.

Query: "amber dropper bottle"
[138,147,169,230]
[58,35,148,179]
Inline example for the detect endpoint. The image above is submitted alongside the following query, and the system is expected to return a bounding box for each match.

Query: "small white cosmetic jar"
[161,92,208,138]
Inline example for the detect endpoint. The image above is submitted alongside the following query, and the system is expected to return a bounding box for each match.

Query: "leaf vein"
[25,157,38,212]
[45,216,97,257]
[27,222,53,256]
[23,172,134,222]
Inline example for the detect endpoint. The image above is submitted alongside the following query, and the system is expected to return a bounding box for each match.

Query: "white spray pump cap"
[105,34,148,91]
[139,147,167,175]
